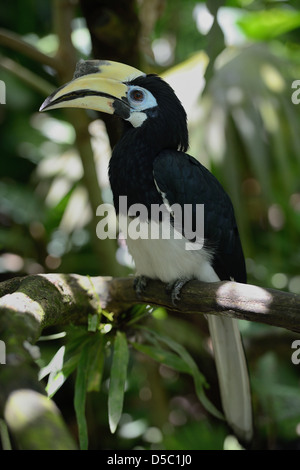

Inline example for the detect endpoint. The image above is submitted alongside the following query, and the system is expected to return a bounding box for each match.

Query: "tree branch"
[0,28,60,71]
[97,276,300,332]
[0,274,299,334]
[4,390,77,450]
[0,55,55,95]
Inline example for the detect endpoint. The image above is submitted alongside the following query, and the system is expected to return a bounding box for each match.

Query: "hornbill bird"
[40,59,253,442]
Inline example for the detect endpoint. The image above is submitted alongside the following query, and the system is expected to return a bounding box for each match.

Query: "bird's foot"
[166,277,191,306]
[133,275,149,298]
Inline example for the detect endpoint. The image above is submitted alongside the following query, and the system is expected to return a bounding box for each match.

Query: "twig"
[0,28,60,71]
[0,55,55,95]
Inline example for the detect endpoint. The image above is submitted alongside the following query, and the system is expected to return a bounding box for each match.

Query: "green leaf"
[108,331,129,434]
[45,327,90,397]
[64,325,92,357]
[131,342,191,374]
[136,327,224,421]
[86,334,105,392]
[152,306,167,320]
[87,276,114,322]
[39,346,72,398]
[88,313,100,332]
[74,343,90,450]
[41,325,106,402]
[73,331,107,447]
[42,328,106,449]
[122,303,151,326]
[237,9,300,40]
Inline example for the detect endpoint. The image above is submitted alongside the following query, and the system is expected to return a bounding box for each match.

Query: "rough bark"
[1,273,299,337]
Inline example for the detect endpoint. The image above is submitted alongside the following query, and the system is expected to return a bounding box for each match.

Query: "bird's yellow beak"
[39,59,145,116]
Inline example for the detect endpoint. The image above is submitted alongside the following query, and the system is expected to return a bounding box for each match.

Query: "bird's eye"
[129,89,145,102]
[126,86,157,118]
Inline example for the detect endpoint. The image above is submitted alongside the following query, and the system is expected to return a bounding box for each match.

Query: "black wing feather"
[153,150,246,283]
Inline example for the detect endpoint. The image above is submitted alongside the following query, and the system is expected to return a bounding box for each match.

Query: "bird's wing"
[153,150,246,283]
[154,150,253,442]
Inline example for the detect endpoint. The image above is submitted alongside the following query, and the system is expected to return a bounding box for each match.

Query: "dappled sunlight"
[44,176,73,208]
[194,4,247,46]
[217,7,247,46]
[247,257,300,295]
[47,229,70,258]
[31,113,75,144]
[71,18,92,56]
[0,291,44,321]
[205,106,226,163]
[118,417,148,440]
[289,276,300,295]
[59,186,91,232]
[232,107,256,138]
[4,389,58,432]
[162,52,208,117]
[260,63,285,93]
[226,86,244,106]
[271,272,288,290]
[216,281,273,314]
[258,98,279,133]
[193,3,214,35]
[36,148,83,180]
[89,119,112,191]
[268,204,285,231]
[0,253,24,273]
[152,37,175,67]
[30,17,92,58]
[3,388,76,449]
[35,33,59,56]
[45,254,61,270]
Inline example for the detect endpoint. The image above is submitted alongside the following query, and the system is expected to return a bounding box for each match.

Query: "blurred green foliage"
[1,0,300,451]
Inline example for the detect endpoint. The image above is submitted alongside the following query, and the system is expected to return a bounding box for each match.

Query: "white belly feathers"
[118,214,217,283]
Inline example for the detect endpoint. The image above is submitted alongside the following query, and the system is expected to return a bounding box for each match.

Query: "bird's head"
[40,59,188,152]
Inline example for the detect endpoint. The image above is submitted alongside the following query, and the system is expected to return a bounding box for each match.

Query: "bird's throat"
[109,126,163,214]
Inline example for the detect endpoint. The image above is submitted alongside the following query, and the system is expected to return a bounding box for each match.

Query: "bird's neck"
[109,124,163,213]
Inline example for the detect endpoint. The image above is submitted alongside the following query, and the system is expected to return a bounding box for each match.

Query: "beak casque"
[39,60,145,115]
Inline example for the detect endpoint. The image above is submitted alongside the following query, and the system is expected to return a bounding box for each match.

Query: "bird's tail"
[207,315,253,442]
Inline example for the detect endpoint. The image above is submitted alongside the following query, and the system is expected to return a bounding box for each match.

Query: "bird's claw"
[133,275,149,298]
[166,277,191,306]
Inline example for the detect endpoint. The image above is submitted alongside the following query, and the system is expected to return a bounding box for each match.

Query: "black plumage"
[153,150,247,283]
[109,74,246,284]
[109,75,188,213]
